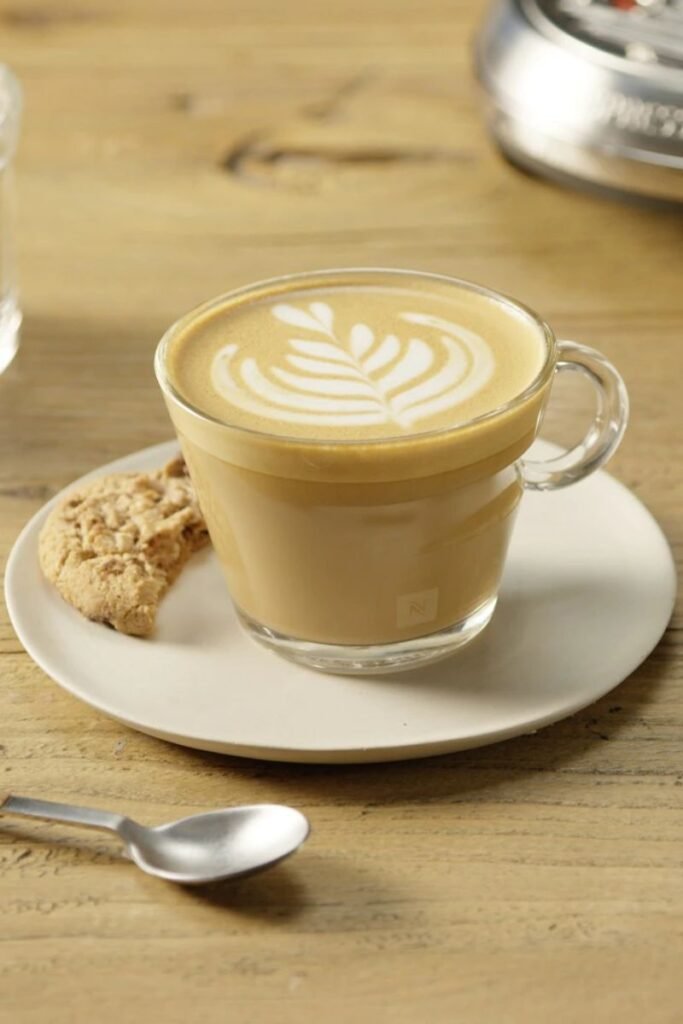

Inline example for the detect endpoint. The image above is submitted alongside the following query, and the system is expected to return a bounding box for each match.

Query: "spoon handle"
[0,793,126,834]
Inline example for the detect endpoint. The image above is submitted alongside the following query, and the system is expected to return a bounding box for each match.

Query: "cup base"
[237,596,497,676]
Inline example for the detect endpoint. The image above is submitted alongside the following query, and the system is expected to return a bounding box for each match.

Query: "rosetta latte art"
[211,301,496,429]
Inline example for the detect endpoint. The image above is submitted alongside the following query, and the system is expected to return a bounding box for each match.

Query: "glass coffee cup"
[155,269,628,674]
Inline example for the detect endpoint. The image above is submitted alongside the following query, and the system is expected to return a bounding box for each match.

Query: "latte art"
[164,272,548,443]
[211,302,496,429]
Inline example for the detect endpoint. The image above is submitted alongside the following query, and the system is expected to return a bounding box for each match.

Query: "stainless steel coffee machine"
[476,0,683,202]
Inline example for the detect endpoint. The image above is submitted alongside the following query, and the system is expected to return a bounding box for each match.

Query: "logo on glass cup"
[396,589,439,629]
[211,302,495,429]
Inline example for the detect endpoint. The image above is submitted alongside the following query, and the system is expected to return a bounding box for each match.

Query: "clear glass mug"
[0,64,21,374]
[155,269,628,674]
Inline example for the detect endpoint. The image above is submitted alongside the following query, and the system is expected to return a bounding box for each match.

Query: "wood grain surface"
[1,2,681,1021]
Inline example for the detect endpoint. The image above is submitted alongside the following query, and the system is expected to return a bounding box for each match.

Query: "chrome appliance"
[476,0,683,202]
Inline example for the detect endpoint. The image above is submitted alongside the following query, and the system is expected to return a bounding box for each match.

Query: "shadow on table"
[177,859,307,920]
[0,822,399,930]
[177,850,400,924]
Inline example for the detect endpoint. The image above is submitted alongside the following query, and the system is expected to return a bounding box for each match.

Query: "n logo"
[396,589,439,628]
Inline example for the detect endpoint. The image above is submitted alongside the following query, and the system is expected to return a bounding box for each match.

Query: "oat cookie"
[38,457,209,636]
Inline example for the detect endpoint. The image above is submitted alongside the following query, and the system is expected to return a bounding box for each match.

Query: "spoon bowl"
[121,804,310,884]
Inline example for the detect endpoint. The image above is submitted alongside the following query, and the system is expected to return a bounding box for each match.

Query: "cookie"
[38,456,210,636]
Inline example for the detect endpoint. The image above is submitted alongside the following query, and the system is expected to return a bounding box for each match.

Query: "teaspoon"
[1,792,310,884]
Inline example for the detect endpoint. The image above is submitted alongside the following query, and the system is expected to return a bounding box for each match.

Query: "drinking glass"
[0,65,21,374]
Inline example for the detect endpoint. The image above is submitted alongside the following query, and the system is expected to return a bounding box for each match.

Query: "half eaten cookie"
[38,457,210,636]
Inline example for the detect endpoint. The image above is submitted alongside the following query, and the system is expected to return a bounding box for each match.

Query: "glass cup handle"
[521,341,629,492]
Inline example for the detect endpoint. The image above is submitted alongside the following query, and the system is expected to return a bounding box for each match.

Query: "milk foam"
[164,274,549,443]
[211,301,496,429]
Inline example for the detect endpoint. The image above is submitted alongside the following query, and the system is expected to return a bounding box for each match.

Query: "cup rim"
[154,267,557,450]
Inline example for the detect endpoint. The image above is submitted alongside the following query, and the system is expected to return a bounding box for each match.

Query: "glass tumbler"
[0,64,21,374]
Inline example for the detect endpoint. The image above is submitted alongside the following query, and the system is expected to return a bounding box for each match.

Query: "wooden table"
[1,2,681,1020]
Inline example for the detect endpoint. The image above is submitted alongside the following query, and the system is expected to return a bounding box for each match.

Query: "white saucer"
[5,440,676,764]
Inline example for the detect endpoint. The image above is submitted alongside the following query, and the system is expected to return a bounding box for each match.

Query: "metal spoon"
[0,792,310,884]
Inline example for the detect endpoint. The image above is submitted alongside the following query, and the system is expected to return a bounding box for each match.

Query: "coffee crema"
[165,276,547,443]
